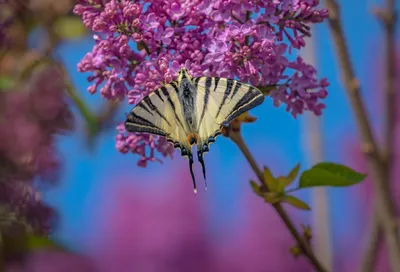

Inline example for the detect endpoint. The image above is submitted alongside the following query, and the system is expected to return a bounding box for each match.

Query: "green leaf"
[257,84,279,96]
[263,166,278,192]
[26,235,60,250]
[275,163,301,192]
[249,180,262,196]
[53,17,88,40]
[2,232,64,258]
[299,162,367,188]
[0,77,15,90]
[289,245,302,258]
[281,195,311,210]
[285,163,300,187]
[276,176,287,192]
[263,192,284,204]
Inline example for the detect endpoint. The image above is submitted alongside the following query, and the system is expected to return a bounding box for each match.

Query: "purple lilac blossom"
[74,0,330,165]
[0,65,73,235]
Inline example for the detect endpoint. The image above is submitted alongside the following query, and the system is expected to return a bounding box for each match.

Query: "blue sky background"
[38,0,398,256]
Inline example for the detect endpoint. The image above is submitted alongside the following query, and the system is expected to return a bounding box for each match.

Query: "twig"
[376,0,397,169]
[360,2,398,270]
[228,128,328,272]
[360,210,382,272]
[323,0,400,271]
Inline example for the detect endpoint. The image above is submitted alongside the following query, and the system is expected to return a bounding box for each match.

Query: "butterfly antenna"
[188,153,197,193]
[197,151,207,190]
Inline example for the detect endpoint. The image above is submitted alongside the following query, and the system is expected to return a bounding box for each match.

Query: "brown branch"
[360,210,382,272]
[360,2,398,271]
[374,0,397,188]
[227,128,328,272]
[323,0,400,271]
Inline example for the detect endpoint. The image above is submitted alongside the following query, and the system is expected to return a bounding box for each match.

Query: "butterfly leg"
[181,147,197,193]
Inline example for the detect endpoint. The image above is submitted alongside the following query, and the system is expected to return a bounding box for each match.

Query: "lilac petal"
[92,55,104,67]
[229,25,240,36]
[221,9,231,21]
[214,52,224,62]
[147,13,157,22]
[206,40,217,52]
[171,60,181,71]
[163,28,174,38]
[216,41,228,52]
[211,10,224,22]
[161,37,172,45]
[241,20,253,35]
[154,25,163,40]
[275,43,288,55]
[243,1,253,11]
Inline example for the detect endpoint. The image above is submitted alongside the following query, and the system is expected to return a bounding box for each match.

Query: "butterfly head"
[177,68,192,84]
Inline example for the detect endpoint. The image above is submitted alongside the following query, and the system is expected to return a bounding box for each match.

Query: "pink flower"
[154,26,174,45]
[140,12,160,30]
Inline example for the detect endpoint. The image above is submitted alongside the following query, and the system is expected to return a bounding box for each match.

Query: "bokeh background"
[2,0,400,271]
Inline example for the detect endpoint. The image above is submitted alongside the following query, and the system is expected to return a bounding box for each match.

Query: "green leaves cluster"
[250,162,367,211]
[0,231,66,269]
[53,17,88,40]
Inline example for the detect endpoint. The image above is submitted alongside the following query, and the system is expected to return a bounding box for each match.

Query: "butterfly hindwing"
[192,76,264,183]
[125,82,190,150]
[194,76,264,142]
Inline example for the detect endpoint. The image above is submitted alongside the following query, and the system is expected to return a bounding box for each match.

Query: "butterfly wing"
[125,82,201,192]
[193,76,265,179]
[125,82,190,151]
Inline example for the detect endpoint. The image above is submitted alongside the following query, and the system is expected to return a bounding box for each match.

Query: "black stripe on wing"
[125,112,167,137]
[137,103,154,116]
[215,78,234,119]
[197,77,213,130]
[230,80,242,99]
[161,84,187,131]
[154,88,165,102]
[224,87,264,125]
[143,96,172,127]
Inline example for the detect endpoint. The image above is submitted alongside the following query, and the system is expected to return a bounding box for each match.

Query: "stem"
[139,41,151,55]
[378,0,397,169]
[361,2,398,270]
[323,0,400,271]
[228,128,328,272]
[360,211,382,272]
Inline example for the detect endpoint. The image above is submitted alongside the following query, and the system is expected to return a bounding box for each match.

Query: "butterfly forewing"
[125,82,190,147]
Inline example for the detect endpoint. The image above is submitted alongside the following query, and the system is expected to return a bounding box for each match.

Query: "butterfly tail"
[197,150,207,181]
[188,152,197,193]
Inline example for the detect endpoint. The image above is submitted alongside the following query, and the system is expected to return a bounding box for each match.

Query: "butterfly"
[125,68,265,193]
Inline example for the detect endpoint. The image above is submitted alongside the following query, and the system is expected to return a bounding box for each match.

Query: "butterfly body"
[125,68,265,193]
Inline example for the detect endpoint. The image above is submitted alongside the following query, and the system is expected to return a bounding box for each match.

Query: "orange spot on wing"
[187,133,199,145]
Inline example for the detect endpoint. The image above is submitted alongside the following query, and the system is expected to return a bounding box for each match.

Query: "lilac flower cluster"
[74,0,329,164]
[0,65,73,235]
